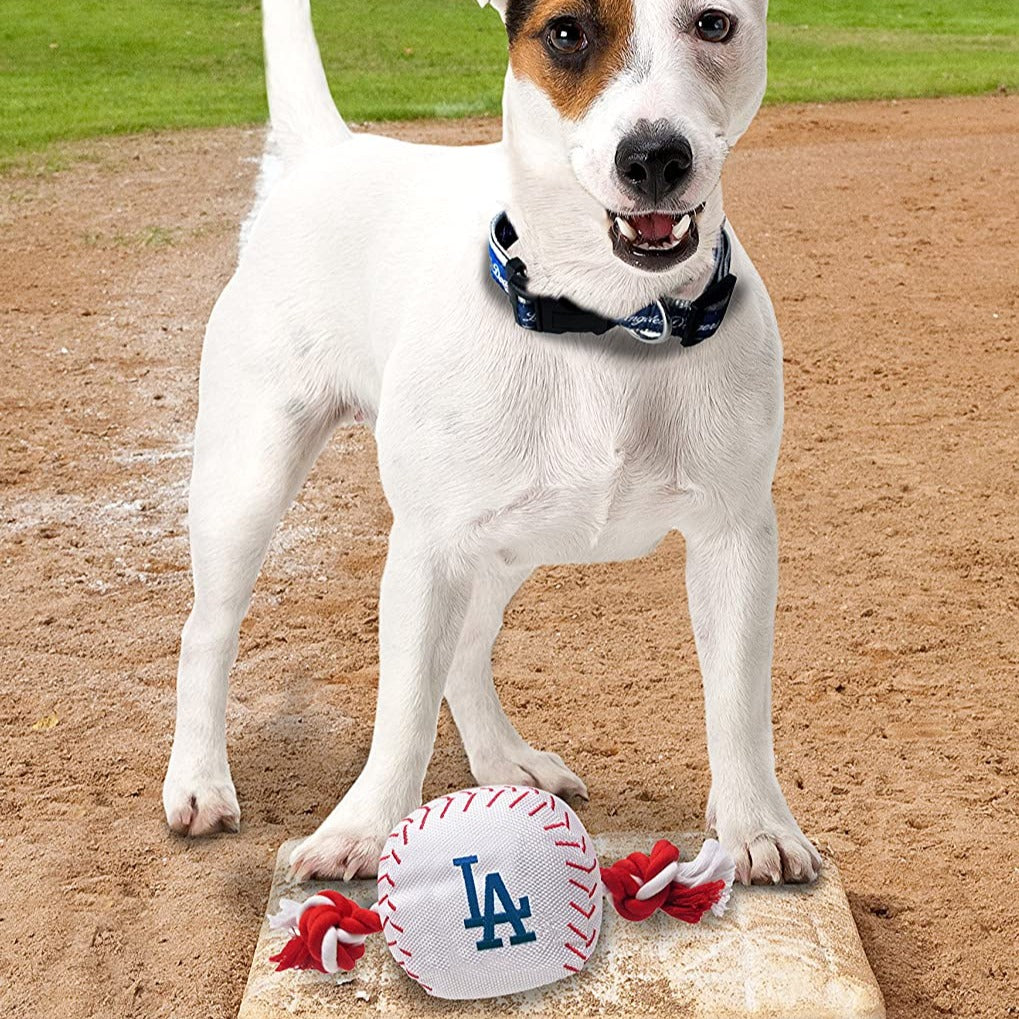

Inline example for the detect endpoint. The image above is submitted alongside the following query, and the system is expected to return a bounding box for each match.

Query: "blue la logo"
[453,855,538,951]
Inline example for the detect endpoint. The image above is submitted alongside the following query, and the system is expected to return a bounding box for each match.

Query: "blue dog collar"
[488,212,736,346]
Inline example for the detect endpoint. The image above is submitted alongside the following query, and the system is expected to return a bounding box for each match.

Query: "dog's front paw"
[162,762,240,837]
[470,744,588,801]
[708,784,821,885]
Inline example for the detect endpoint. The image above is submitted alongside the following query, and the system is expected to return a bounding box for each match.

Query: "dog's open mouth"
[608,204,705,271]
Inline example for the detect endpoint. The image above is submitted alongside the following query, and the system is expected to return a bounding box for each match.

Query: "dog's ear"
[476,0,508,22]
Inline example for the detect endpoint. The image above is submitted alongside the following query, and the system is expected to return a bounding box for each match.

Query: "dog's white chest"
[504,480,689,567]
[466,400,698,568]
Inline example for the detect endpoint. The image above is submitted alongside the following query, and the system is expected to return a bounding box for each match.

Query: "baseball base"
[239,833,884,1018]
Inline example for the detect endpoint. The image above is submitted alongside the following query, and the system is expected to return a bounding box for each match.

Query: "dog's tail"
[262,0,350,160]
[240,0,349,251]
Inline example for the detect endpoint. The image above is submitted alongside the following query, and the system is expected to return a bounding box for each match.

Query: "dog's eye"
[545,18,588,56]
[695,10,733,42]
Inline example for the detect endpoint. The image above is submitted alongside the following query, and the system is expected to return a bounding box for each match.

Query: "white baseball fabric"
[376,785,602,999]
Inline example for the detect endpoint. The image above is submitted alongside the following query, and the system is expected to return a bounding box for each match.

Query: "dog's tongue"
[630,213,674,243]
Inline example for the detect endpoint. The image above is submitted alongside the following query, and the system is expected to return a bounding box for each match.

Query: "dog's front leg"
[288,525,476,880]
[684,502,822,884]
[163,319,337,838]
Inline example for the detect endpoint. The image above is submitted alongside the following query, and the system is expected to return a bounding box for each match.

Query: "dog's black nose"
[615,124,693,203]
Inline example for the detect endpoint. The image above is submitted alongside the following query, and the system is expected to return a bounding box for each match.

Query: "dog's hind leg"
[162,295,339,837]
[444,567,587,800]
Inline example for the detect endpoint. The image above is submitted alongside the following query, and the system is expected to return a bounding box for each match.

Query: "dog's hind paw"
[163,770,240,837]
[470,745,589,802]
[288,824,386,882]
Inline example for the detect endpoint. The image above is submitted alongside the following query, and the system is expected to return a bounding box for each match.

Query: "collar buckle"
[504,257,540,330]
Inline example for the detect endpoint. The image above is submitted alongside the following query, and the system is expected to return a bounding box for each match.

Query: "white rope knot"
[634,860,680,900]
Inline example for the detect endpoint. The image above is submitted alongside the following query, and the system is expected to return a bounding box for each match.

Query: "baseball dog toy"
[270,785,734,1000]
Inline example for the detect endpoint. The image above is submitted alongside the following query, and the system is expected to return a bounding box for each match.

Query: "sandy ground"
[0,95,1016,1019]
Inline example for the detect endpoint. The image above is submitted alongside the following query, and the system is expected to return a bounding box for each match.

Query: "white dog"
[163,0,822,886]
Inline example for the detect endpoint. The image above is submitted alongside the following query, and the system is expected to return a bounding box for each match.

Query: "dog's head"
[480,0,767,316]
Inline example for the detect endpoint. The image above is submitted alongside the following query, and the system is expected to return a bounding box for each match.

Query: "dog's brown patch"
[507,0,634,120]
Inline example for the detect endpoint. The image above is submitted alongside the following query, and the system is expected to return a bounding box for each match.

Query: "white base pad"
[238,834,884,1018]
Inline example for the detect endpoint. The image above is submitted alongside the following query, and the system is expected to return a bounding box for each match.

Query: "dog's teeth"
[672,214,691,240]
[616,216,638,241]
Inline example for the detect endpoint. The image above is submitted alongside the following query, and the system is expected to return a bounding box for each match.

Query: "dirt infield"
[1,95,1016,1019]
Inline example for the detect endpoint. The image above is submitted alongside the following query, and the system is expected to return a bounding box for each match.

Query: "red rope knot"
[600,838,734,923]
[268,890,383,974]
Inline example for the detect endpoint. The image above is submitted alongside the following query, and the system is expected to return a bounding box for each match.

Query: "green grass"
[1,1,1016,163]
[768,0,1018,102]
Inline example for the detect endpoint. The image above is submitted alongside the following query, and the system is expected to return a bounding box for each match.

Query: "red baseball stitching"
[375,785,600,988]
[569,877,597,897]
[567,922,596,947]
[570,900,597,920]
